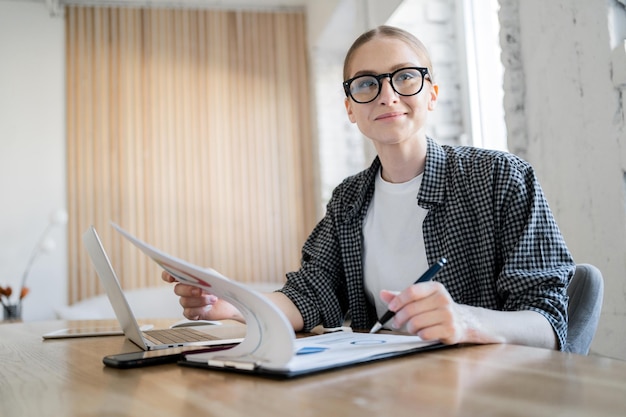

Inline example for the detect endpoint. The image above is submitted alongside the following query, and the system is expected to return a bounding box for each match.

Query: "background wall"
[1,0,625,360]
[0,1,67,320]
[509,0,626,361]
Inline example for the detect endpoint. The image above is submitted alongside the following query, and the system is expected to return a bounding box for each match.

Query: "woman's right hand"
[161,271,244,322]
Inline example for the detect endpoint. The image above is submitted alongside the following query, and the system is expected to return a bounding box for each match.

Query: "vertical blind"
[66,6,317,303]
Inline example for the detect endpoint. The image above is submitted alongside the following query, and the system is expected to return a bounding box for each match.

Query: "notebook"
[82,226,246,351]
[111,222,444,378]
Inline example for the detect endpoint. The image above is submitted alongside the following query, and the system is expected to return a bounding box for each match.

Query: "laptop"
[82,225,245,350]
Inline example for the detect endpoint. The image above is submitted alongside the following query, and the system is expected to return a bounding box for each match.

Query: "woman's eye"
[395,71,417,83]
[356,78,377,89]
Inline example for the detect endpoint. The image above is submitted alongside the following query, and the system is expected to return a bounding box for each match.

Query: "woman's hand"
[379,281,556,349]
[380,281,471,344]
[161,271,244,322]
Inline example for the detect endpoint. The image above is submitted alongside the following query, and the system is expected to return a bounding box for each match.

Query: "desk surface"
[2,320,626,417]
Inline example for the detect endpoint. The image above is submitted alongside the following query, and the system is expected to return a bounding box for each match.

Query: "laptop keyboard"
[143,328,218,345]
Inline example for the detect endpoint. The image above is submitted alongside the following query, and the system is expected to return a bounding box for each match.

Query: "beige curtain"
[66,6,317,303]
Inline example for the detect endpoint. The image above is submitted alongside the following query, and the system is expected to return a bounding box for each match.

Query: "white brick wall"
[498,0,528,158]
[388,0,465,146]
[510,0,626,360]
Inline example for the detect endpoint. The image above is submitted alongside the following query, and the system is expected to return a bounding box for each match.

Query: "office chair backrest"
[565,264,604,354]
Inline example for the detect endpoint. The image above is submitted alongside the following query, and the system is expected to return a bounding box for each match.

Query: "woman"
[164,26,574,350]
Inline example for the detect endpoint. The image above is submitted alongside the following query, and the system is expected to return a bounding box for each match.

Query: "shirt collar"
[341,137,447,222]
[419,137,447,207]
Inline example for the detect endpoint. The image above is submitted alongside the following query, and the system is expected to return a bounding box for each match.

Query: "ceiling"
[24,0,400,57]
[51,0,310,11]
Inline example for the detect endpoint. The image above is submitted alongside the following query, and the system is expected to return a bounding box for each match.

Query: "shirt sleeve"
[278,188,349,332]
[494,155,574,350]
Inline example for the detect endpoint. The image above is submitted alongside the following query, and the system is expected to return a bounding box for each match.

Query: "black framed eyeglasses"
[343,67,430,104]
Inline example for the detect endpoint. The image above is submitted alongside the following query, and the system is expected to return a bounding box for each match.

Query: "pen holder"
[2,303,22,322]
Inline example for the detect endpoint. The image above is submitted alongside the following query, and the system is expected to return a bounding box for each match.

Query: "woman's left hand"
[379,282,473,345]
[380,281,558,349]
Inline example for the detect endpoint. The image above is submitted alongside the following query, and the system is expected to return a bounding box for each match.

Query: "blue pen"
[369,257,447,334]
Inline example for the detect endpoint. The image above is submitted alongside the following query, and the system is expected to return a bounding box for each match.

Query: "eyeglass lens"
[347,68,426,103]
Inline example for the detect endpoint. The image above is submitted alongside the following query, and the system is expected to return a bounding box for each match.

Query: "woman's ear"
[427,83,439,111]
[344,97,357,123]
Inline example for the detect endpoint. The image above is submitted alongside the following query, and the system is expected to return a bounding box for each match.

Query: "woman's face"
[344,37,438,149]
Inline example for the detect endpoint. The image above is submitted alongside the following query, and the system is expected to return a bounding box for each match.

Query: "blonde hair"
[343,25,435,83]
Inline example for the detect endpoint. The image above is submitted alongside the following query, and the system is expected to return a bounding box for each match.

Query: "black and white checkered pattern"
[279,137,574,349]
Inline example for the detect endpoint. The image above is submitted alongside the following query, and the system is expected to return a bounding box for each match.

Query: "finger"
[410,320,463,345]
[174,283,207,297]
[387,281,444,312]
[183,305,212,321]
[403,306,453,336]
[379,289,399,305]
[179,293,217,309]
[396,293,464,345]
[394,287,452,322]
[161,270,176,283]
[389,284,453,332]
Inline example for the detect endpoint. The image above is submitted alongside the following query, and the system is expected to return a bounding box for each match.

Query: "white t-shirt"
[363,168,430,329]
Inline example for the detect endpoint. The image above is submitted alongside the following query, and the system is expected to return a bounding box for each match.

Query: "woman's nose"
[377,77,398,104]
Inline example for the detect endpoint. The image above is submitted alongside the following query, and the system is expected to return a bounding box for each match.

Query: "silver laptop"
[82,225,245,350]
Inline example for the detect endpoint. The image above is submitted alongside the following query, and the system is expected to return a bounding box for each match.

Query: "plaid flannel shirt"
[279,137,574,349]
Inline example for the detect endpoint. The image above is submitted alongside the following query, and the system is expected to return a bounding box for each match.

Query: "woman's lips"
[375,111,406,121]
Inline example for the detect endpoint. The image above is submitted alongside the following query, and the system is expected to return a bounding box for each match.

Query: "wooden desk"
[2,320,626,417]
